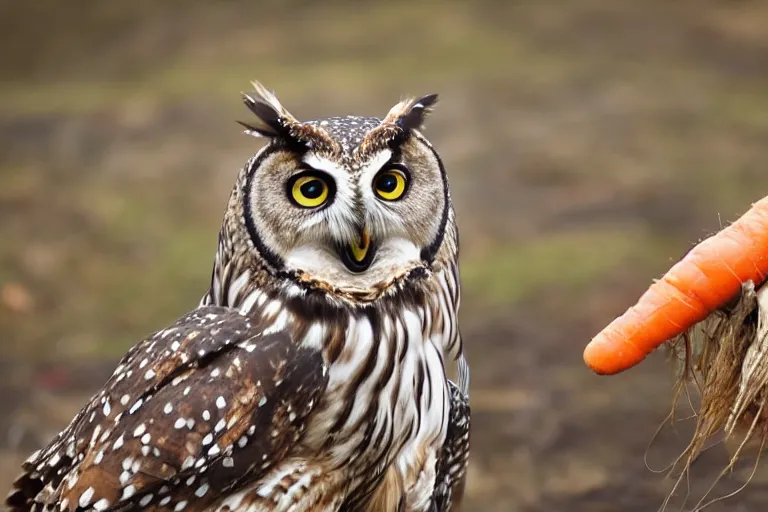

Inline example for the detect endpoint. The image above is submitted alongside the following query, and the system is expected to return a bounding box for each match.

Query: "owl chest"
[301,309,451,507]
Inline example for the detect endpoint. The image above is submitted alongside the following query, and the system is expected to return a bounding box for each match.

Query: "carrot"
[584,195,768,375]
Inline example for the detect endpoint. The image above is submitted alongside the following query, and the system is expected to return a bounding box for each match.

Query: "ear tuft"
[383,93,439,133]
[237,81,300,138]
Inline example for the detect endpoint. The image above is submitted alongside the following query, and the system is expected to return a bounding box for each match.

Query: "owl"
[6,82,470,512]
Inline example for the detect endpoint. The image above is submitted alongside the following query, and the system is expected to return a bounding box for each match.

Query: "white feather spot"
[182,455,195,470]
[78,487,95,508]
[129,398,143,414]
[121,484,136,501]
[195,483,210,497]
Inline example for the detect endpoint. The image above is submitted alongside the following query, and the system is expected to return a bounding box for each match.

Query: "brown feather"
[6,306,327,512]
[238,81,300,139]
[382,94,439,132]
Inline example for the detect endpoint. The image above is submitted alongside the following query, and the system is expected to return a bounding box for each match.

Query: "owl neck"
[201,239,462,356]
[203,253,445,317]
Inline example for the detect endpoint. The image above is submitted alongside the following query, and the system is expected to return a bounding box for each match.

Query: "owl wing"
[6,305,328,512]
[431,380,470,512]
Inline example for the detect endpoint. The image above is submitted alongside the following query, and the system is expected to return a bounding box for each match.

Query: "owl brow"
[289,124,343,156]
[354,125,402,162]
[260,124,342,158]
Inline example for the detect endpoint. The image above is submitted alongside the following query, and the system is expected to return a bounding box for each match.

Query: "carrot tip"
[583,339,644,375]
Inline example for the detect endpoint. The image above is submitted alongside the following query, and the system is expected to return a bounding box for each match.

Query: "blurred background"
[3,1,768,510]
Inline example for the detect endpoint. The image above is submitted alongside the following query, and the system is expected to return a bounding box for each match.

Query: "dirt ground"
[3,1,768,510]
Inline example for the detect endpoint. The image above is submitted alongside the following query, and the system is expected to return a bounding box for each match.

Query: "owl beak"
[349,229,371,263]
[340,227,376,272]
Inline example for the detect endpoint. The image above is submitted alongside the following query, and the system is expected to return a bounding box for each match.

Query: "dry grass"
[658,281,768,510]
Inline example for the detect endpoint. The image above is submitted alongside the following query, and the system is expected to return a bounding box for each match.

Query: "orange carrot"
[584,195,768,375]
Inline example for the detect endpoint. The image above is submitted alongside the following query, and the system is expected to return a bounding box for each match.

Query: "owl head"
[218,82,458,303]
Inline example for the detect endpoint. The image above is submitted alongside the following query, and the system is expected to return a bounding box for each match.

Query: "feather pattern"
[203,247,468,511]
[6,307,327,512]
[431,382,470,512]
[238,81,300,138]
[383,94,439,133]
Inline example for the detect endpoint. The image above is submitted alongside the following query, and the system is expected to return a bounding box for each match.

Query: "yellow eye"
[290,175,330,208]
[374,168,408,201]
